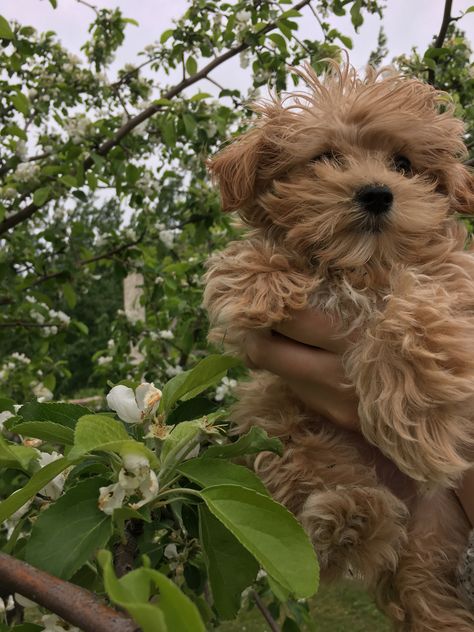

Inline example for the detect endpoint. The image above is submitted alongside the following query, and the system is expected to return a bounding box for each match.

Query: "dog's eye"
[311,150,341,165]
[392,154,412,175]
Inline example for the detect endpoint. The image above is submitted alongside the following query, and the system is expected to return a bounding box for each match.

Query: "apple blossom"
[106,382,162,424]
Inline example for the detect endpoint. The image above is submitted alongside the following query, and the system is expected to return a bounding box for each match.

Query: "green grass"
[219,581,391,632]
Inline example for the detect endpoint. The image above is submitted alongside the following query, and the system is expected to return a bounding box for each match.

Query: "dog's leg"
[345,269,474,487]
[203,238,315,349]
[376,491,474,632]
[231,374,408,584]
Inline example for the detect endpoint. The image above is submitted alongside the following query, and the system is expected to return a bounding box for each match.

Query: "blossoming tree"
[0,0,472,630]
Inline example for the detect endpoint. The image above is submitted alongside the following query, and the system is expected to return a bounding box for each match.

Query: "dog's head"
[209,63,473,269]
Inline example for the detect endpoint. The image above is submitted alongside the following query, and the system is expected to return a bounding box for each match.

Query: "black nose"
[355,184,393,215]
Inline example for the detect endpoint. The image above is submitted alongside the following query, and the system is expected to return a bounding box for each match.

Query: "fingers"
[244,330,348,388]
[272,308,348,353]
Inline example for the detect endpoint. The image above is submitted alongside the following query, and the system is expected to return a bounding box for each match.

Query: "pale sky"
[2,0,473,94]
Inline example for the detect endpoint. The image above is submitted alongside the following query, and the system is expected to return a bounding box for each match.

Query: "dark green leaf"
[19,402,90,429]
[199,505,258,619]
[0,15,13,39]
[25,478,113,579]
[179,458,268,495]
[10,92,29,115]
[204,426,283,459]
[33,186,51,207]
[186,56,198,76]
[10,421,74,445]
[159,354,241,413]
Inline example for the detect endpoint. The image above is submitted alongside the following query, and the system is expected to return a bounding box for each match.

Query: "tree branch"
[250,590,281,632]
[0,552,139,632]
[0,0,311,236]
[427,0,453,85]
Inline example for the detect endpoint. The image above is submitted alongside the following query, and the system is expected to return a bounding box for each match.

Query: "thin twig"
[0,0,312,236]
[0,553,139,632]
[250,589,281,632]
[308,1,327,41]
[427,0,453,85]
[75,0,99,15]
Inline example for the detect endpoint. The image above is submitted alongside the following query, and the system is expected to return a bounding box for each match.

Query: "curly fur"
[203,61,474,629]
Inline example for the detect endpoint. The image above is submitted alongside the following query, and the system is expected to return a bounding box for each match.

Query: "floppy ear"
[208,126,263,213]
[449,163,474,215]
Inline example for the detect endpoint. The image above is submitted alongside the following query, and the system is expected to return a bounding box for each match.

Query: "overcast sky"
[3,0,473,92]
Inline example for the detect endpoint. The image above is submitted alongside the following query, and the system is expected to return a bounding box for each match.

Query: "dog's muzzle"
[354,184,393,215]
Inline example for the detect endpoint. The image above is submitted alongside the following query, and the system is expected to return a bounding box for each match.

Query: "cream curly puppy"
[203,63,474,631]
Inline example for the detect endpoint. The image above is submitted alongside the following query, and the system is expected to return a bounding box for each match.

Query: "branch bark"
[0,0,311,237]
[0,552,139,632]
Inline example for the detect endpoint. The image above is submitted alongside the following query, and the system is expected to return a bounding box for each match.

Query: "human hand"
[243,308,360,431]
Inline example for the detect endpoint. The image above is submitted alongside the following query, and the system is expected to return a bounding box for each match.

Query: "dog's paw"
[300,485,408,585]
[204,239,315,332]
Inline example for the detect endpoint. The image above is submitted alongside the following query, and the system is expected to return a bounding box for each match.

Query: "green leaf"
[0,16,14,39]
[0,397,15,413]
[350,0,363,31]
[24,478,112,579]
[0,435,37,470]
[10,92,29,116]
[160,420,203,465]
[465,6,474,14]
[159,354,241,413]
[98,550,206,632]
[60,174,77,188]
[33,186,51,207]
[185,56,198,76]
[18,402,89,429]
[10,421,74,445]
[204,426,283,459]
[268,33,288,53]
[62,282,77,309]
[73,320,89,335]
[160,28,174,44]
[189,92,212,102]
[179,458,268,495]
[0,457,71,522]
[69,414,158,466]
[201,485,319,599]
[199,505,259,619]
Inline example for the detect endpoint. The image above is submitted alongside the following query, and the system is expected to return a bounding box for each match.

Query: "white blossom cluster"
[26,295,70,335]
[158,227,182,249]
[0,353,31,381]
[215,376,237,402]
[64,114,93,143]
[14,162,40,183]
[234,10,252,41]
[137,170,157,196]
[41,614,81,632]
[165,363,184,378]
[98,452,159,515]
[31,381,54,402]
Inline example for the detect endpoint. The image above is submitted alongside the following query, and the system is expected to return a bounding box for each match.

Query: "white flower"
[159,229,176,249]
[0,595,14,614]
[64,114,93,143]
[165,363,183,378]
[158,329,174,340]
[98,482,126,515]
[98,355,112,366]
[239,51,250,69]
[164,543,178,559]
[32,382,53,402]
[106,382,162,424]
[98,453,159,515]
[14,593,36,608]
[215,376,237,402]
[51,310,70,325]
[11,352,30,364]
[3,187,18,199]
[15,140,27,159]
[0,410,14,431]
[15,162,40,182]
[131,468,159,509]
[236,10,251,24]
[36,451,67,499]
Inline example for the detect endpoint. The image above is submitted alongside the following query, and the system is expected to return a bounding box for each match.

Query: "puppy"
[203,63,474,631]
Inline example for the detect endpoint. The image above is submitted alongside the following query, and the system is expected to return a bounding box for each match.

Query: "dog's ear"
[449,164,474,215]
[208,127,263,213]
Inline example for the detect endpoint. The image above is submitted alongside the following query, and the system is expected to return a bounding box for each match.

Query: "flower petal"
[106,385,141,424]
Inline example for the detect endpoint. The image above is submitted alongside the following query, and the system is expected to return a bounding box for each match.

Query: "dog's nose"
[355,184,393,215]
